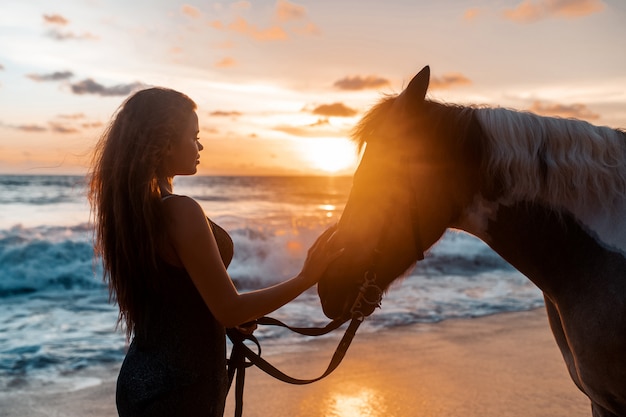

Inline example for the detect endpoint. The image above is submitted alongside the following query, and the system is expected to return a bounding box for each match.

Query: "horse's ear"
[405,66,430,105]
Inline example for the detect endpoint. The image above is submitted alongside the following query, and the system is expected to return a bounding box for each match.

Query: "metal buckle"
[349,270,383,321]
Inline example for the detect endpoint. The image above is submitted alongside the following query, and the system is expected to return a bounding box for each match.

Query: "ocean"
[0,175,543,393]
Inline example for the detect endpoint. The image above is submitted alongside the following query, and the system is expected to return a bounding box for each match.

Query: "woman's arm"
[163,195,340,328]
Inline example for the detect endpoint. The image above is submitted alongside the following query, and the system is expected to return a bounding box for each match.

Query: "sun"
[303,137,358,174]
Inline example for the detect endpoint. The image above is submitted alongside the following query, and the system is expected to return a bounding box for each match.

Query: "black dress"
[116,220,234,417]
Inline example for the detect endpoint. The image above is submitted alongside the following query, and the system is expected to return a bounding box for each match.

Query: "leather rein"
[226,272,383,417]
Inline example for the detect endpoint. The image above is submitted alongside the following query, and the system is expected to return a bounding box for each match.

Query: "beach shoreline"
[0,308,590,417]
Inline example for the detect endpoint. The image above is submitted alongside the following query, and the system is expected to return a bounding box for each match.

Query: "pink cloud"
[429,73,472,90]
[49,122,79,134]
[210,110,242,117]
[181,4,202,19]
[529,100,600,120]
[43,14,69,26]
[209,20,224,30]
[333,75,390,91]
[463,8,482,21]
[211,2,316,42]
[16,124,47,132]
[276,0,307,22]
[214,57,237,68]
[503,0,605,23]
[226,17,288,41]
[310,102,358,117]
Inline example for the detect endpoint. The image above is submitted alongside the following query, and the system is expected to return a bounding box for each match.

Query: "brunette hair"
[89,87,197,337]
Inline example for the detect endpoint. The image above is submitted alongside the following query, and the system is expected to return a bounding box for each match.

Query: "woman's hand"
[234,320,258,335]
[299,224,344,287]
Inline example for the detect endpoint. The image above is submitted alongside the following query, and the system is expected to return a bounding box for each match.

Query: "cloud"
[26,70,74,82]
[70,79,146,96]
[212,40,236,49]
[209,20,224,30]
[273,125,313,137]
[182,4,202,18]
[503,0,605,23]
[57,113,86,119]
[3,114,101,134]
[251,26,288,41]
[81,121,104,129]
[43,14,69,26]
[429,73,472,90]
[46,29,98,41]
[274,1,320,37]
[43,13,98,40]
[227,17,288,41]
[310,118,330,127]
[210,1,316,42]
[273,123,323,137]
[201,126,220,135]
[293,22,321,36]
[273,117,349,138]
[15,124,48,132]
[210,110,242,117]
[463,8,482,20]
[333,75,390,91]
[49,122,79,134]
[311,102,358,117]
[276,0,307,22]
[214,57,237,68]
[231,1,251,11]
[529,100,600,120]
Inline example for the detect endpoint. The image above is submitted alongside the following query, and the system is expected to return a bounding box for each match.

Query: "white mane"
[475,107,626,212]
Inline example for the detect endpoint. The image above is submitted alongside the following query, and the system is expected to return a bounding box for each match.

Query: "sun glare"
[323,387,388,417]
[303,137,357,174]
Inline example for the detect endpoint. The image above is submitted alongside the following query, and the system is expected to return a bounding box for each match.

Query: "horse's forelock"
[351,95,397,151]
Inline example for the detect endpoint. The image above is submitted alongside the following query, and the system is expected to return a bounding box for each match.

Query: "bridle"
[226,157,425,416]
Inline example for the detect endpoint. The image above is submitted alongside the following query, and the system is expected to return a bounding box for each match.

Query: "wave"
[0,224,102,297]
[0,175,86,206]
[0,220,516,299]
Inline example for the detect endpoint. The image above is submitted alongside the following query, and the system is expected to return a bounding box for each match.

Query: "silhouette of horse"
[318,66,626,416]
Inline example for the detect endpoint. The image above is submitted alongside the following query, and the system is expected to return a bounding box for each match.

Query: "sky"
[0,0,625,176]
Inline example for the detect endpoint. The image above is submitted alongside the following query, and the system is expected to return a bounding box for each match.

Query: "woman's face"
[161,111,203,177]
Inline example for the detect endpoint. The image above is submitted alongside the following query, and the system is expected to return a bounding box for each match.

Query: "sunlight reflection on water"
[323,387,387,417]
[318,204,337,218]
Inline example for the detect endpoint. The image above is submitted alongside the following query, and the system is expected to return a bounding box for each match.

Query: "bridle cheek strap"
[406,157,426,261]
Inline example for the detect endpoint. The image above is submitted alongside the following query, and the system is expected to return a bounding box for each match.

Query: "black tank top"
[116,211,234,416]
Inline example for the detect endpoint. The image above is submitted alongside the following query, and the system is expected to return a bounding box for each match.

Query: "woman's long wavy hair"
[89,87,197,338]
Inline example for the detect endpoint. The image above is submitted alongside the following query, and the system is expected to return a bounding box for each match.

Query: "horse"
[317,66,626,417]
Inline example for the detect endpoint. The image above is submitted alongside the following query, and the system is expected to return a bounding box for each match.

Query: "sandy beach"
[0,308,590,417]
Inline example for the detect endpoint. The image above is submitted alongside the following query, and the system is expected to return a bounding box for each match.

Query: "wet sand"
[0,308,590,417]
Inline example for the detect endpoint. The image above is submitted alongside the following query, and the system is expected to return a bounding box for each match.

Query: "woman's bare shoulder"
[161,195,207,225]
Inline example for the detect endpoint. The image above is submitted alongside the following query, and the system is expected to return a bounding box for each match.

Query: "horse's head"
[318,66,483,320]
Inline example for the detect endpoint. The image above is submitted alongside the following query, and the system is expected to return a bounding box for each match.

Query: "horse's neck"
[454,195,626,296]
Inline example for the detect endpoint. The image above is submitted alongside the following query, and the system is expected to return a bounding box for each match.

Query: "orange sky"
[0,0,624,176]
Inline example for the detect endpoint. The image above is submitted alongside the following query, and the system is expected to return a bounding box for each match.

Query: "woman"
[89,87,342,416]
